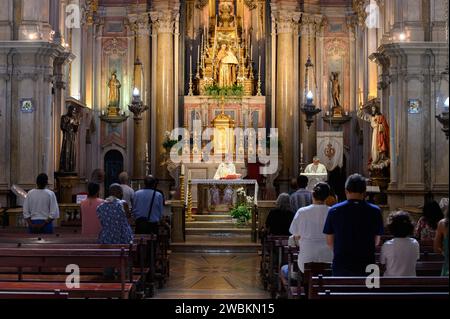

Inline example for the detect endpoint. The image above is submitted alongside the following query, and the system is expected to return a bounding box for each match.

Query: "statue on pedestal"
[330,72,343,116]
[108,71,121,108]
[358,98,390,170]
[59,105,79,173]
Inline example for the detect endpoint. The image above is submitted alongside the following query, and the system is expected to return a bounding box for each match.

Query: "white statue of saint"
[304,156,327,174]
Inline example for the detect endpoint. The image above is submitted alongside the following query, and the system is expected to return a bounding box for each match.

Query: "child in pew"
[380,211,420,276]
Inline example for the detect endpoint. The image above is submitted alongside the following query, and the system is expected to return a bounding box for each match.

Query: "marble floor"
[155,253,269,299]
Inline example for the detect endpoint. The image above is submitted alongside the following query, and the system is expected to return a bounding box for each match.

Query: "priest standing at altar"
[304,156,328,174]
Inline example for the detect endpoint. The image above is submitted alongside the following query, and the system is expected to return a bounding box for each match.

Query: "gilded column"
[272,6,300,182]
[151,8,178,182]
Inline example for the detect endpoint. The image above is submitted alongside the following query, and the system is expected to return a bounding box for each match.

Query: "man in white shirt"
[304,156,327,174]
[23,173,60,234]
[119,171,134,209]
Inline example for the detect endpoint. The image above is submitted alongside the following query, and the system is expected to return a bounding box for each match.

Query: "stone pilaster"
[271,4,300,185]
[380,42,449,208]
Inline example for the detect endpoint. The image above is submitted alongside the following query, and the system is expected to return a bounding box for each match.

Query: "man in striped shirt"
[290,175,312,215]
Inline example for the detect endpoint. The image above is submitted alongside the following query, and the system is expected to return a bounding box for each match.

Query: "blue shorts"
[28,220,54,234]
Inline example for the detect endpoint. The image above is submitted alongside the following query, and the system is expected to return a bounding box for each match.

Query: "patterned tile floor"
[155,253,269,299]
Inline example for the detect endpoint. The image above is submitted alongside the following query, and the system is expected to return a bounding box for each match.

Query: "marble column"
[129,11,151,179]
[272,6,300,184]
[151,8,178,183]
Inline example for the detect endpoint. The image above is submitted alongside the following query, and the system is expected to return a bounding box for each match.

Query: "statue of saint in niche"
[108,71,121,107]
[330,72,343,116]
[59,105,80,173]
[216,44,238,87]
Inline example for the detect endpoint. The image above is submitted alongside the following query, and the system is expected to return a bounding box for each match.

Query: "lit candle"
[188,170,192,181]
[181,164,185,175]
[300,143,304,161]
[306,90,314,104]
[133,87,140,97]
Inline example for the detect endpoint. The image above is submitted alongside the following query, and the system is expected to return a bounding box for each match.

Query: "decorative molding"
[195,0,208,9]
[244,0,257,10]
[352,0,369,27]
[103,38,127,57]
[127,12,151,36]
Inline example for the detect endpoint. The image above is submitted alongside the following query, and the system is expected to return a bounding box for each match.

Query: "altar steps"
[191,214,233,221]
[185,227,251,235]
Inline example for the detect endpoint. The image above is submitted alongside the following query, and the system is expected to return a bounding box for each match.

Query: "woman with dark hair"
[284,182,333,277]
[265,193,294,236]
[434,198,449,276]
[380,211,419,276]
[81,182,104,236]
[414,201,444,240]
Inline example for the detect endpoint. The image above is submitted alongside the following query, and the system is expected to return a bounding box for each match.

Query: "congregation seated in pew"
[80,182,104,236]
[434,199,449,276]
[415,200,444,241]
[380,211,419,276]
[265,193,294,236]
[97,184,134,245]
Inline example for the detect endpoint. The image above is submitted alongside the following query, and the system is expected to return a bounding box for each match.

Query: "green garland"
[204,84,244,97]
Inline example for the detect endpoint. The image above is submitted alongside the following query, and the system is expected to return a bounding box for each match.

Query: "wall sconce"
[128,87,149,122]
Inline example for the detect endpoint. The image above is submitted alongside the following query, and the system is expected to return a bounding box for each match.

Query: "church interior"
[0,0,448,301]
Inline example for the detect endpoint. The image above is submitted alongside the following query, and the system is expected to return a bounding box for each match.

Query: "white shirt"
[23,189,60,220]
[289,204,333,272]
[304,163,327,174]
[120,184,135,208]
[380,237,420,277]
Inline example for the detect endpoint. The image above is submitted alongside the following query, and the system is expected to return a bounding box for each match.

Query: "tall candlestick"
[258,55,261,72]
[181,164,185,175]
[188,170,192,181]
[190,54,192,74]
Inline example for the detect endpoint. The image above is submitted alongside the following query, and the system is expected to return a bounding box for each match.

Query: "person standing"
[97,184,133,244]
[80,182,104,236]
[323,174,384,276]
[119,172,134,209]
[132,175,164,234]
[23,173,60,234]
[290,175,312,215]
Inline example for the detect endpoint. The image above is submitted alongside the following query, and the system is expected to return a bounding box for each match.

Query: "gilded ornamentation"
[243,0,257,10]
[352,0,369,27]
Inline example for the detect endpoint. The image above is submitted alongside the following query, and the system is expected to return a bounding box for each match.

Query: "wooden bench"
[0,289,69,299]
[0,281,134,299]
[0,247,132,299]
[309,276,449,300]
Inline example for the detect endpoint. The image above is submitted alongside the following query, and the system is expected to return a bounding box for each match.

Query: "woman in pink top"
[81,183,104,236]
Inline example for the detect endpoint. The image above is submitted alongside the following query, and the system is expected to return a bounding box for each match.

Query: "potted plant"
[230,188,254,226]
[230,204,251,226]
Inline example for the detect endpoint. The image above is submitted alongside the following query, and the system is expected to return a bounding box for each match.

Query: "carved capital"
[272,10,301,34]
[300,13,325,35]
[150,9,179,34]
[81,0,99,26]
[352,0,369,27]
[127,12,151,36]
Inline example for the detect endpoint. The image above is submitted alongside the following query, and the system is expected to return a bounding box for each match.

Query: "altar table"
[190,179,258,214]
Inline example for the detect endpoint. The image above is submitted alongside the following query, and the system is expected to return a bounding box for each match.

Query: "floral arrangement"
[204,84,244,97]
[162,131,178,150]
[230,187,254,225]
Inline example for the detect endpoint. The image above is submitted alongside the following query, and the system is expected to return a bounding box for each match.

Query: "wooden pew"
[309,276,449,300]
[0,247,132,299]
[0,281,134,299]
[0,289,69,299]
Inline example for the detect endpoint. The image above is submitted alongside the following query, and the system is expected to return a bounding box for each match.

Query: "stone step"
[186,221,237,228]
[185,227,251,236]
[170,242,260,253]
[191,214,233,222]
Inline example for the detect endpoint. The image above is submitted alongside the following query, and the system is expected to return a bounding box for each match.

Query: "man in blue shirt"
[290,175,312,214]
[132,175,164,234]
[323,173,384,276]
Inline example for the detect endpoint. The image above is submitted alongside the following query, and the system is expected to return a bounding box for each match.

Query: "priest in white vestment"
[214,161,237,180]
[304,156,327,174]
